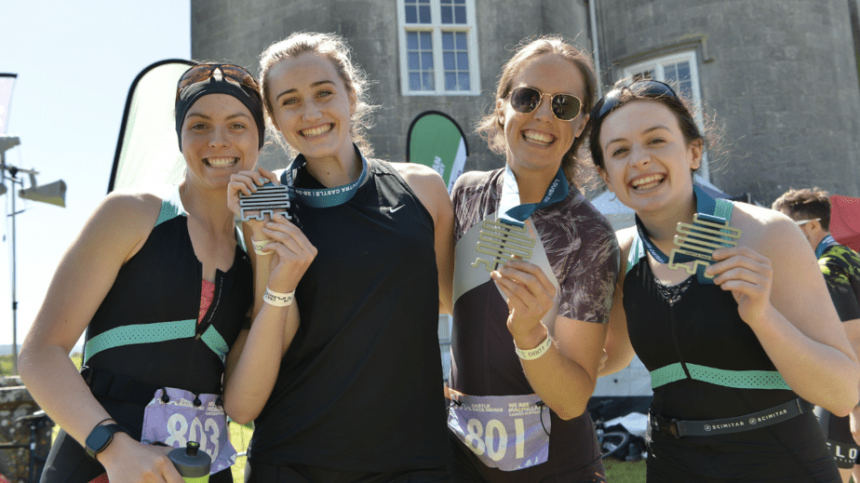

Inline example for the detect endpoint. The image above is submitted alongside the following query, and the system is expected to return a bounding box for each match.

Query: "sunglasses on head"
[176,63,259,100]
[592,79,678,122]
[508,87,583,121]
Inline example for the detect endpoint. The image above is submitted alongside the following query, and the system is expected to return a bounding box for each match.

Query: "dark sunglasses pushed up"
[591,79,677,122]
[176,63,259,101]
[508,87,583,121]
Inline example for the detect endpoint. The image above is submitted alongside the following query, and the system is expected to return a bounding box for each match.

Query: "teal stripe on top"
[200,324,229,364]
[84,319,230,365]
[650,362,791,390]
[626,236,646,274]
[85,319,196,364]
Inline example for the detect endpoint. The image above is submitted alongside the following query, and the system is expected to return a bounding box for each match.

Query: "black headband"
[175,73,266,151]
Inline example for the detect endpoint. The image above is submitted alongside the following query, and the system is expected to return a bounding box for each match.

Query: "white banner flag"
[0,74,17,134]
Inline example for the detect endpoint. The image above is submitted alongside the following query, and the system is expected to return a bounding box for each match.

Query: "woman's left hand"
[708,246,776,328]
[491,258,556,347]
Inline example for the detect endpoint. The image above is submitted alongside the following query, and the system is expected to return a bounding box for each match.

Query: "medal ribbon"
[498,165,568,227]
[281,144,368,208]
[635,185,724,263]
[815,234,838,259]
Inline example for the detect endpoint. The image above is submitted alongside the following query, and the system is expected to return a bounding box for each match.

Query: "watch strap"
[85,423,125,461]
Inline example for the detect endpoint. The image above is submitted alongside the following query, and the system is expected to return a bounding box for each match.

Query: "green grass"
[0,353,14,376]
[604,458,646,482]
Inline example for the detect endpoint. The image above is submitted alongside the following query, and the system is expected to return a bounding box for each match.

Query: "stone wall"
[597,0,860,203]
[191,0,593,174]
[0,378,53,483]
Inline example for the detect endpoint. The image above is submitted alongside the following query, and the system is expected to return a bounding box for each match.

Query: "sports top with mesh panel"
[246,158,450,474]
[815,240,860,468]
[624,217,840,482]
[448,169,619,483]
[40,188,252,483]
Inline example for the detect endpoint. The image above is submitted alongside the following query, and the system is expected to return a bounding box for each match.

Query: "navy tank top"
[248,159,450,472]
[84,189,252,399]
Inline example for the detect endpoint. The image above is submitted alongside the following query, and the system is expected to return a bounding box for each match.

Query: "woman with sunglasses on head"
[594,79,860,482]
[225,32,454,482]
[444,36,619,483]
[18,63,304,483]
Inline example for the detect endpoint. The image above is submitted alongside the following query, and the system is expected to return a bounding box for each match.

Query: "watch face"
[86,425,114,453]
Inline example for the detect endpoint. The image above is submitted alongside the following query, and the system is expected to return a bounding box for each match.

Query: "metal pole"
[589,0,603,98]
[7,155,17,375]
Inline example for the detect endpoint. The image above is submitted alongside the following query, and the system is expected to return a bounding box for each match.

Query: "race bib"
[448,393,551,471]
[141,388,236,474]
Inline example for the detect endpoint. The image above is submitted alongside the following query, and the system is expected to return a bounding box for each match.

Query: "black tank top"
[624,251,797,421]
[248,159,450,471]
[84,189,252,411]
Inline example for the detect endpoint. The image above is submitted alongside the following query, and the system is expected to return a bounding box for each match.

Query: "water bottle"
[168,441,211,482]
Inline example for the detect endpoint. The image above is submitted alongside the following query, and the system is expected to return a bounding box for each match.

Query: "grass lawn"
[604,458,647,482]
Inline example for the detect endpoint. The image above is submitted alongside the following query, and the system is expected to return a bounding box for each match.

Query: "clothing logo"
[749,418,757,425]
[704,424,711,432]
[389,205,404,213]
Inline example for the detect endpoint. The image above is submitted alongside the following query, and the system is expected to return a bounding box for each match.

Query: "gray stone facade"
[597,0,860,203]
[192,0,860,204]
[191,0,590,175]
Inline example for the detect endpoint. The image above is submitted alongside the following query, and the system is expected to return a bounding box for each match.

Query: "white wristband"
[514,334,552,360]
[252,239,271,256]
[263,287,294,307]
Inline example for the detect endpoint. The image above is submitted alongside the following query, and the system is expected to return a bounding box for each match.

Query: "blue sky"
[0,1,191,348]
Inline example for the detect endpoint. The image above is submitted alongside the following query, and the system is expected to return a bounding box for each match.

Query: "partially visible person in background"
[773,187,860,483]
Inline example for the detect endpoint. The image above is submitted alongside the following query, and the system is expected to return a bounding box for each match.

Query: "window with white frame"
[396,0,481,95]
[623,51,709,179]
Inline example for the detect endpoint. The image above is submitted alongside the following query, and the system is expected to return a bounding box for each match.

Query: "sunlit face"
[497,53,589,175]
[181,93,259,189]
[266,53,356,163]
[597,100,702,216]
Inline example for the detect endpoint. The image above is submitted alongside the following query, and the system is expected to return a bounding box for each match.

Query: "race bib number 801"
[448,393,550,471]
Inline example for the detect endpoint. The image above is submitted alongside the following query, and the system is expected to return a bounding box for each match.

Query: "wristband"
[263,287,294,307]
[252,239,271,256]
[514,333,552,360]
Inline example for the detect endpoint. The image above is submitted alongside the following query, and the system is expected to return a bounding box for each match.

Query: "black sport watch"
[85,423,125,461]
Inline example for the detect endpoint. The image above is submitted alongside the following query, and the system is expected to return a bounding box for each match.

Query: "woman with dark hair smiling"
[594,78,859,482]
[18,63,289,483]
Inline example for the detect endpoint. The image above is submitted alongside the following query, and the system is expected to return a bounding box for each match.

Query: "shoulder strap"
[626,234,647,274]
[154,187,186,226]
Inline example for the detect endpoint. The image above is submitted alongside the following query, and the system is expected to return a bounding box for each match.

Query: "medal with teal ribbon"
[636,185,741,284]
[280,144,368,208]
[471,166,568,272]
[498,165,568,227]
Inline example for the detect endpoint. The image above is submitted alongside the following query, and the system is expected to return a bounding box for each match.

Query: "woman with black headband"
[18,63,298,483]
[593,78,860,482]
[225,32,454,482]
[444,35,618,483]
